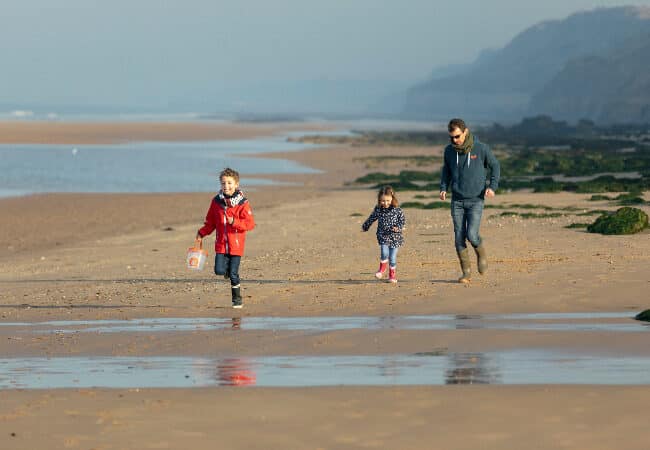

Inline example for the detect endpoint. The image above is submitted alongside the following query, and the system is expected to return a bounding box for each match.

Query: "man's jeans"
[451,198,484,252]
[380,244,399,267]
[215,253,241,286]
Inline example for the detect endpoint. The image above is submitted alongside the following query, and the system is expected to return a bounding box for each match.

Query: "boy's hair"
[448,118,467,132]
[377,185,399,207]
[220,167,240,182]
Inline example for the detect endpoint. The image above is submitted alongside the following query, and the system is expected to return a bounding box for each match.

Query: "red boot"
[375,260,388,279]
[389,266,397,283]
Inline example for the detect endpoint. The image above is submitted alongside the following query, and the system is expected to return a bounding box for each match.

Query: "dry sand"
[0,121,649,449]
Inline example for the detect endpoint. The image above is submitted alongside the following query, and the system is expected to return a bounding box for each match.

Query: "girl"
[361,185,405,283]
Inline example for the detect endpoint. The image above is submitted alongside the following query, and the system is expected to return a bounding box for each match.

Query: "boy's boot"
[474,244,488,275]
[375,260,389,279]
[231,284,243,309]
[456,248,472,284]
[388,266,397,283]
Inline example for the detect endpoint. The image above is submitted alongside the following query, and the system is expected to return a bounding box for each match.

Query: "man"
[439,118,500,283]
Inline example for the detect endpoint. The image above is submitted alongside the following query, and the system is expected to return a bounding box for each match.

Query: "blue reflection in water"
[2,351,650,389]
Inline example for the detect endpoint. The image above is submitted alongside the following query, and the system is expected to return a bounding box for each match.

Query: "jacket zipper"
[223,204,229,254]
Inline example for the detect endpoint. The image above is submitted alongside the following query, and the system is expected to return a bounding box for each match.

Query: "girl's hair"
[220,167,240,182]
[377,185,399,207]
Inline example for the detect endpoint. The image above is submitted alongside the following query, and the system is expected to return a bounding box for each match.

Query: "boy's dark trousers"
[214,253,241,286]
[215,253,243,307]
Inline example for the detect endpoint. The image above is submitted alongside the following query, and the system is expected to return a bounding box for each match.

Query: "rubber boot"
[388,266,397,283]
[231,284,243,309]
[457,248,472,284]
[474,244,488,275]
[375,260,388,279]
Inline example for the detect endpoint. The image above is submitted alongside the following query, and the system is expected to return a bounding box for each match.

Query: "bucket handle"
[194,238,203,250]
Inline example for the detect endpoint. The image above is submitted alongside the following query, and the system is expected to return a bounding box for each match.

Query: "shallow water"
[2,313,647,388]
[0,136,322,198]
[2,350,650,389]
[0,312,646,334]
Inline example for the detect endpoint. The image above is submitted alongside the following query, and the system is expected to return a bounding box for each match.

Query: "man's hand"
[439,191,447,201]
[485,188,496,198]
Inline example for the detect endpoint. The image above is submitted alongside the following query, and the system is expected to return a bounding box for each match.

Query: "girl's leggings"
[380,244,398,267]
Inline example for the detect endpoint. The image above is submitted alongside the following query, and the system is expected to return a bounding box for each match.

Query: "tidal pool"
[0,312,646,334]
[2,313,647,388]
[2,350,650,389]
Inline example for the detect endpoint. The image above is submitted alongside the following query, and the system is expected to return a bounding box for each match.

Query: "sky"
[0,0,646,113]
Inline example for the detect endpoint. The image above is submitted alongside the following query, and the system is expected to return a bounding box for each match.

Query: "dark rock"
[587,207,649,235]
[635,309,650,322]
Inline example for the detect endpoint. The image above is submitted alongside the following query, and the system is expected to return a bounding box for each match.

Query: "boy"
[196,168,255,308]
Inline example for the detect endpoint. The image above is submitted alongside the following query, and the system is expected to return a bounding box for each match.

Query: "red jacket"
[197,191,255,256]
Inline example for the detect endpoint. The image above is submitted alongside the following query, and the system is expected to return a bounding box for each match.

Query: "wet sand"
[0,121,649,449]
[3,387,650,450]
[0,120,332,144]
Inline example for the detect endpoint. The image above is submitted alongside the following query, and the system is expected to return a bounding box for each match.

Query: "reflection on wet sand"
[445,353,500,385]
[217,358,256,386]
[1,313,649,388]
[2,350,650,388]
[453,314,484,330]
[2,312,645,334]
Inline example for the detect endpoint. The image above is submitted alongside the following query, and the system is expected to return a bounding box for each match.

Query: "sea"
[0,136,325,198]
[0,111,439,198]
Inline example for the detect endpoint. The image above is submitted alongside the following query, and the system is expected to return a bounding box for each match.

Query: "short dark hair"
[448,118,467,132]
[377,185,399,207]
[220,167,240,182]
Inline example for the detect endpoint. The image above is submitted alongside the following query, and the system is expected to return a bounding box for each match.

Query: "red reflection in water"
[217,358,256,386]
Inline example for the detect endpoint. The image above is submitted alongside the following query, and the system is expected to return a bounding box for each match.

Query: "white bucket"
[186,240,208,270]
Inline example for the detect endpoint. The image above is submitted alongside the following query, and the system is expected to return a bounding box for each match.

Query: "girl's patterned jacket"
[197,190,255,256]
[362,206,405,247]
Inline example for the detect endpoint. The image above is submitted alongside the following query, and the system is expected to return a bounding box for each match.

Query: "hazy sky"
[0,0,646,110]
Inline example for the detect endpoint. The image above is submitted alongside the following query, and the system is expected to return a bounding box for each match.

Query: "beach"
[1,120,649,449]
